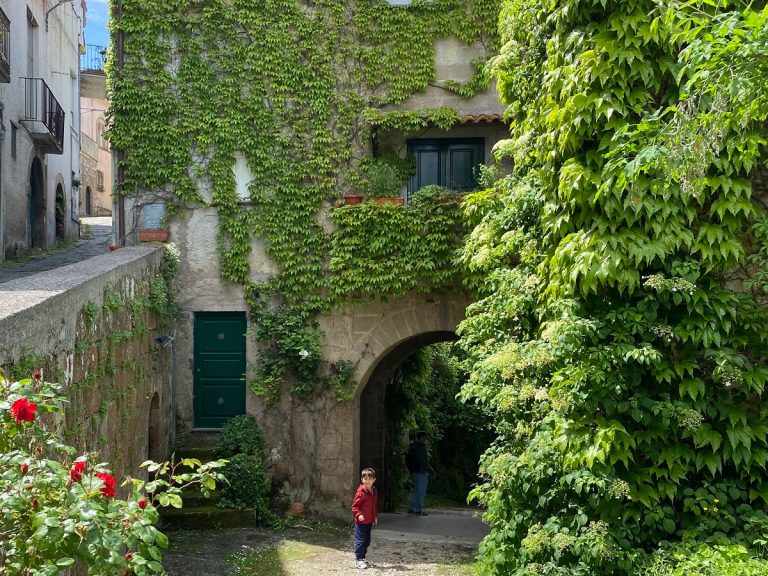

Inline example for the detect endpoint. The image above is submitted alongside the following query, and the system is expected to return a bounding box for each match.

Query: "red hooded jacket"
[351,483,378,525]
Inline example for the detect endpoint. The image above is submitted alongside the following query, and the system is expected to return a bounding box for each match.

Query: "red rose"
[70,460,87,482]
[124,552,133,561]
[20,462,29,475]
[138,497,147,509]
[31,498,39,509]
[33,370,42,380]
[97,472,116,498]
[10,398,37,423]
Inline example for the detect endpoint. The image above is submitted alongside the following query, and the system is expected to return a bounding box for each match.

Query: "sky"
[84,0,110,48]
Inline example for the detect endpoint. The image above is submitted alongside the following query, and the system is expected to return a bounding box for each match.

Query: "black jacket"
[405,440,433,474]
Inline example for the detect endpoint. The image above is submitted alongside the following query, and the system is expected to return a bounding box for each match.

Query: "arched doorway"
[28,158,45,248]
[55,185,65,240]
[359,331,456,510]
[85,186,92,216]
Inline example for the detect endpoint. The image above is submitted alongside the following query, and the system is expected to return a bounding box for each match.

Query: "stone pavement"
[376,508,488,546]
[0,217,112,285]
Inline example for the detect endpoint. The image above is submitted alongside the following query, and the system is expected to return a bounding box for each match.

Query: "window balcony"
[0,8,9,83]
[81,44,107,73]
[20,78,65,155]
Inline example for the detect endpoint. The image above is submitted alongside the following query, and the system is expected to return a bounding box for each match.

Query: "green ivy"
[109,0,500,397]
[458,1,768,574]
[329,186,464,299]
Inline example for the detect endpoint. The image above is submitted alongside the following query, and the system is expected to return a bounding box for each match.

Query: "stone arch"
[262,292,469,512]
[358,330,458,509]
[319,292,468,486]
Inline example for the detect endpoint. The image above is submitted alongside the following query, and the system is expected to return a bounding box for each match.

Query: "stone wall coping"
[0,247,163,363]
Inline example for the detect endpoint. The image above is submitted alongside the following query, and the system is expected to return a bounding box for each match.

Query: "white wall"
[0,0,83,260]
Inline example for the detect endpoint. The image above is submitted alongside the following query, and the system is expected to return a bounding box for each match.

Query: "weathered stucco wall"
[0,247,174,482]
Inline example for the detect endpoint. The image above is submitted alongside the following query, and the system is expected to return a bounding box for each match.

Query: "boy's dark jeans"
[354,522,372,560]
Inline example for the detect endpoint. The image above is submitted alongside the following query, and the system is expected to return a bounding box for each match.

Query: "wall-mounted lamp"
[155,335,174,348]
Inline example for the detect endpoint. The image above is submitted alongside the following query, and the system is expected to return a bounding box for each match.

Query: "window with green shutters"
[407,138,484,197]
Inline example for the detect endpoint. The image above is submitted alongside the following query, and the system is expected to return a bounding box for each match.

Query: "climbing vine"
[108,0,500,397]
[457,0,768,574]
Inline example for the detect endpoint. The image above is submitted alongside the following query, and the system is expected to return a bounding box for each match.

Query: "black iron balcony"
[20,78,65,155]
[81,44,107,73]
[0,7,9,83]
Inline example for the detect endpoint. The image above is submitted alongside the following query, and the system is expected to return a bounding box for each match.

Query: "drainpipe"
[45,0,74,32]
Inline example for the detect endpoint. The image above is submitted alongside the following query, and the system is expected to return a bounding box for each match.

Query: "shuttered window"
[407,138,484,197]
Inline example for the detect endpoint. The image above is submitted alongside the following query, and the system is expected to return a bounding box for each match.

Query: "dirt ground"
[162,523,478,576]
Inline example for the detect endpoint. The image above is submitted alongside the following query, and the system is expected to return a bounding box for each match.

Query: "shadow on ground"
[163,512,484,576]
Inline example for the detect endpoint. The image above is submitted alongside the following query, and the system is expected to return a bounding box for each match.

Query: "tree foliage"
[458,1,768,573]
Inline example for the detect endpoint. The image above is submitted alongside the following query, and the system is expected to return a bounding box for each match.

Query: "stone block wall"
[0,247,174,484]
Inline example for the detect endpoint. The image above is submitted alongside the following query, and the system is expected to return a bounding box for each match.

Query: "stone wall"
[0,247,174,483]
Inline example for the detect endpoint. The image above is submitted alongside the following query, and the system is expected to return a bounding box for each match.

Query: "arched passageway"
[359,331,457,510]
[29,158,45,248]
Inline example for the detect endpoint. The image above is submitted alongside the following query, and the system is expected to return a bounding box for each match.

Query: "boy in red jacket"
[351,468,378,569]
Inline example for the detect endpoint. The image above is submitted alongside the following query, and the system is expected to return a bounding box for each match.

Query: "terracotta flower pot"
[371,197,404,205]
[288,502,307,517]
[138,229,169,242]
[343,195,364,205]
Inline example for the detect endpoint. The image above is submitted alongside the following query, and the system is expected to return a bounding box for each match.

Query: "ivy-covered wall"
[0,247,176,485]
[110,0,502,508]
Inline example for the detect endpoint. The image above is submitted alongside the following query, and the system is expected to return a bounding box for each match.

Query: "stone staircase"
[159,431,261,530]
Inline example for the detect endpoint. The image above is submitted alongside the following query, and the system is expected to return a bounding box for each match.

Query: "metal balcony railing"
[81,44,107,73]
[21,78,65,154]
[0,7,9,83]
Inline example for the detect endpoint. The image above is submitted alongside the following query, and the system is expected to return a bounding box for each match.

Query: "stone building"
[80,43,112,217]
[0,0,84,262]
[111,1,505,515]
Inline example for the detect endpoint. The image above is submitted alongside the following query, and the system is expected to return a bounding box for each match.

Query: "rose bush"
[0,372,227,575]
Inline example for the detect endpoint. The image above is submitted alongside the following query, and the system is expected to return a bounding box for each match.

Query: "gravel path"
[163,525,478,576]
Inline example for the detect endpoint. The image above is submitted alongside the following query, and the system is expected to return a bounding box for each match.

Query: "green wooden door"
[193,312,247,428]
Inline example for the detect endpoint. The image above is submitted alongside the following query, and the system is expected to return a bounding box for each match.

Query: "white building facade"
[0,0,84,262]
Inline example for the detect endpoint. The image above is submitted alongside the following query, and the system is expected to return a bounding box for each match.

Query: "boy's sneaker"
[356,560,368,569]
[364,560,375,567]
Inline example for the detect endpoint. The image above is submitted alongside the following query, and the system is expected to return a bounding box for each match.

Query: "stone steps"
[160,430,262,530]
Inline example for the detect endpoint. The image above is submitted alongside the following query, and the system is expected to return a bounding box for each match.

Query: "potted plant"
[364,162,404,205]
[138,202,169,242]
[138,229,170,242]
[342,160,405,205]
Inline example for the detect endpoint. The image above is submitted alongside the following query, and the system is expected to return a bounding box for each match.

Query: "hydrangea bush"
[0,372,226,575]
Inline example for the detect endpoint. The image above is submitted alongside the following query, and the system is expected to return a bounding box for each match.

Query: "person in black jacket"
[405,431,434,516]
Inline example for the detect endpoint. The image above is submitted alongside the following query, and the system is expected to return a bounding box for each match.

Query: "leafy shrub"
[639,543,768,576]
[214,414,265,458]
[217,453,272,516]
[214,415,273,520]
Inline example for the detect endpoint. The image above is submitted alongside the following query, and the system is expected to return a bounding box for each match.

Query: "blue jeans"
[408,472,428,513]
[354,522,372,560]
